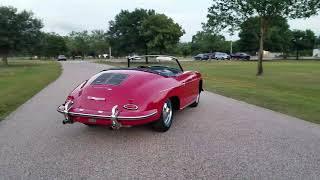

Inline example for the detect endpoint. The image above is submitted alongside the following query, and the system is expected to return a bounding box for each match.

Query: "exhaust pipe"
[62,119,73,124]
[110,120,121,130]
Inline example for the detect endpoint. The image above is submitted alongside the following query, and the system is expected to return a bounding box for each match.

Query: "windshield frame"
[127,55,184,72]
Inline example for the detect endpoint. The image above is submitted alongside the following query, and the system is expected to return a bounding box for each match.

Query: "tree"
[191,31,229,54]
[141,13,185,54]
[316,36,320,48]
[88,30,109,57]
[66,31,90,59]
[176,42,192,57]
[291,29,316,59]
[108,9,155,56]
[206,0,320,75]
[238,16,292,55]
[65,30,109,58]
[37,32,67,58]
[0,6,43,65]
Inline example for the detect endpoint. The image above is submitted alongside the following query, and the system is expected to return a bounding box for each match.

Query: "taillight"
[66,96,74,102]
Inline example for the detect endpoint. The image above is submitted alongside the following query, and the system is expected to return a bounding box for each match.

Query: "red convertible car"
[57,55,203,132]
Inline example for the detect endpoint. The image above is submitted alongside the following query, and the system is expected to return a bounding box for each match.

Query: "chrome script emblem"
[87,96,106,101]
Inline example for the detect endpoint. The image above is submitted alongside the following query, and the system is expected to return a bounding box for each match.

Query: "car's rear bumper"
[57,103,159,127]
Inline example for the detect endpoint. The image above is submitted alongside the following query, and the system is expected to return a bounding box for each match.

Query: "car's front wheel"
[152,99,173,132]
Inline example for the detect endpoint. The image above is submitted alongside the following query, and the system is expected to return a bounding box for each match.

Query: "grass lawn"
[0,60,61,120]
[183,60,320,124]
[97,60,320,124]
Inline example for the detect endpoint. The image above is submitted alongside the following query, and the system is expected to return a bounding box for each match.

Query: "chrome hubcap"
[162,101,172,126]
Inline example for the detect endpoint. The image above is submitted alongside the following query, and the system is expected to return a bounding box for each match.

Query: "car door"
[174,71,198,108]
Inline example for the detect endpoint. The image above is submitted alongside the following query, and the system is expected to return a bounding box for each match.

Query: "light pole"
[230,33,234,54]
[109,46,112,59]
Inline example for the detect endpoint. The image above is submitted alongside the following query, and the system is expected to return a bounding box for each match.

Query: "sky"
[1,0,320,42]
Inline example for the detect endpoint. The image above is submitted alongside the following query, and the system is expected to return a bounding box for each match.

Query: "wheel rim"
[162,100,173,126]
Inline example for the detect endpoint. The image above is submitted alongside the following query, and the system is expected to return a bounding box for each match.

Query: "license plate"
[88,118,97,123]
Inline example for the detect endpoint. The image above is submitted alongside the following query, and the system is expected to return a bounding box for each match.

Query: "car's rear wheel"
[152,99,173,132]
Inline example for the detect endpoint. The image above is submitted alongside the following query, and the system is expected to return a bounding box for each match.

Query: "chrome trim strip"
[127,54,184,72]
[57,106,157,121]
[160,87,175,93]
[87,96,106,101]
[117,111,157,119]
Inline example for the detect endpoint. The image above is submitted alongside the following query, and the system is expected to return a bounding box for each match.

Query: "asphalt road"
[1,61,320,179]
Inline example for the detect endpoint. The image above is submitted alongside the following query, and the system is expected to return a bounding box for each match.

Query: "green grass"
[185,60,320,123]
[0,60,61,120]
[97,60,320,124]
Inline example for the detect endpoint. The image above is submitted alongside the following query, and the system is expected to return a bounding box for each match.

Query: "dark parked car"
[194,54,209,60]
[230,52,251,60]
[57,55,67,61]
[204,53,215,59]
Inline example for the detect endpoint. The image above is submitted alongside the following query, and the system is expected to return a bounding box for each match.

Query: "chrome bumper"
[57,102,157,128]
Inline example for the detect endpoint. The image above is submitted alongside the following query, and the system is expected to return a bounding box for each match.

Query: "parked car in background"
[127,55,142,60]
[204,53,215,60]
[230,52,251,60]
[214,52,230,60]
[194,54,209,60]
[74,56,83,60]
[57,55,67,61]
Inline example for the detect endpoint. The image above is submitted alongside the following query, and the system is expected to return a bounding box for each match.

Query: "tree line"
[0,7,185,64]
[1,2,320,75]
[206,0,320,75]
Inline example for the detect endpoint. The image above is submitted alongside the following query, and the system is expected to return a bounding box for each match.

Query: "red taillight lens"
[123,104,138,110]
[66,96,74,102]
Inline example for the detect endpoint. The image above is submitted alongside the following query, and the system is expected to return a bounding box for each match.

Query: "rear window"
[91,73,128,85]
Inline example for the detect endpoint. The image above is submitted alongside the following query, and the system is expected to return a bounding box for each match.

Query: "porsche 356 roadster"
[57,55,203,132]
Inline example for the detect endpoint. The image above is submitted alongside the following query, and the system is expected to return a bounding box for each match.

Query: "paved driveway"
[0,61,319,179]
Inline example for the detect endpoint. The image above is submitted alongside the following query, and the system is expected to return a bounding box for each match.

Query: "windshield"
[128,56,183,77]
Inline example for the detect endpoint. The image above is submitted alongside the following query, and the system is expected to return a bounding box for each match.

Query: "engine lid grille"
[91,73,128,86]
